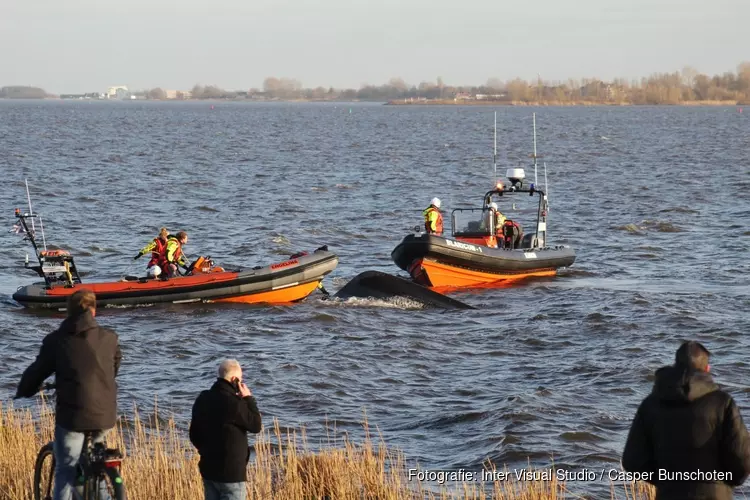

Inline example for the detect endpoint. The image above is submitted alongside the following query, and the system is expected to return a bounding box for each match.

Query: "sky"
[1,0,748,94]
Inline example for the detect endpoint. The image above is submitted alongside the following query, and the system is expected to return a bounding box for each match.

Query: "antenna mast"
[25,179,46,250]
[493,111,497,183]
[532,113,538,186]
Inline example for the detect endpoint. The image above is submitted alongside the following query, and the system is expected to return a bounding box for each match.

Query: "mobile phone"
[231,377,241,394]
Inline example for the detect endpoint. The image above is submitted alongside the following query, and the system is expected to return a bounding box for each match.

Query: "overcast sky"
[1,0,748,93]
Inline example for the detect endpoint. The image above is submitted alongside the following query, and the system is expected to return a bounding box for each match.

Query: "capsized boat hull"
[332,270,474,309]
[12,249,338,309]
[391,234,575,289]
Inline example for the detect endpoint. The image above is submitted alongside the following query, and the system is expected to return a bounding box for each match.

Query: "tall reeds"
[0,399,654,500]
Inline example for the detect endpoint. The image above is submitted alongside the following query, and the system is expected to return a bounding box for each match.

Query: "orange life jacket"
[147,237,168,269]
[502,220,522,248]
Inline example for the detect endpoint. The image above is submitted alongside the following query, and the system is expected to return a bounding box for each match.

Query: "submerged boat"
[11,209,338,310]
[392,113,575,291]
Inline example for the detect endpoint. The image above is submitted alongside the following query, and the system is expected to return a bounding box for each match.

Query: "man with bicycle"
[16,289,122,500]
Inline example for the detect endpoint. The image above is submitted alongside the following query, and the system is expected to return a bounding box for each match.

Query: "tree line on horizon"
[3,63,750,104]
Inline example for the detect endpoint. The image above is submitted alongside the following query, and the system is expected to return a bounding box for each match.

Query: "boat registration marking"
[524,253,538,259]
[446,239,483,253]
[271,259,299,270]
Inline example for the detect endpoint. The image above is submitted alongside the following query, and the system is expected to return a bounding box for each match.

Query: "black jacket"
[16,311,122,431]
[189,378,263,483]
[623,365,750,500]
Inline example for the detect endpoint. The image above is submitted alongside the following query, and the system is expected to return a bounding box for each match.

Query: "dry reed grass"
[0,398,655,500]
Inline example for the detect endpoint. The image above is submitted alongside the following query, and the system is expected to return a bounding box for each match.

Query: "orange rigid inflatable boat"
[392,114,575,291]
[391,184,575,291]
[11,210,338,310]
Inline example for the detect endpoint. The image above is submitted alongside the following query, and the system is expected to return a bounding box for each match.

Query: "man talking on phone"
[190,359,262,500]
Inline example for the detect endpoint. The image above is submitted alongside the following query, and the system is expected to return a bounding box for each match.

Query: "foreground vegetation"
[0,399,654,499]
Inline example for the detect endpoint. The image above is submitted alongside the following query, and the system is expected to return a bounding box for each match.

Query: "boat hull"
[12,250,338,310]
[391,234,575,290]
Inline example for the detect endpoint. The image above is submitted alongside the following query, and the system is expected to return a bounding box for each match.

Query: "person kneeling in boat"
[134,227,170,278]
[501,220,524,249]
[423,198,443,236]
[165,231,191,277]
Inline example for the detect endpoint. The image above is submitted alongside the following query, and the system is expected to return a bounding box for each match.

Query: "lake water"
[1,100,749,496]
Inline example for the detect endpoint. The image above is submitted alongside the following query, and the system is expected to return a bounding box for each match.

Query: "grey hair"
[218,359,241,379]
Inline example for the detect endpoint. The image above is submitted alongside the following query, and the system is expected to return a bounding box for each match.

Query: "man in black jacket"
[190,359,262,500]
[15,289,122,500]
[622,341,750,500]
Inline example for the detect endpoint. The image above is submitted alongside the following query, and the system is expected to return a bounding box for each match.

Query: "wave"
[659,207,699,214]
[323,296,425,310]
[196,205,219,212]
[614,220,684,233]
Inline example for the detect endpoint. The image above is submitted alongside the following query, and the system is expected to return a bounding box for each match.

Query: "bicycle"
[32,383,127,500]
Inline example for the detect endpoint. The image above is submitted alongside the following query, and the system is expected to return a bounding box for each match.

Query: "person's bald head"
[218,359,242,382]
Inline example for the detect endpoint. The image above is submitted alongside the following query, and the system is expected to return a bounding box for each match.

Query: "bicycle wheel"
[88,469,126,500]
[33,442,55,500]
[104,468,127,500]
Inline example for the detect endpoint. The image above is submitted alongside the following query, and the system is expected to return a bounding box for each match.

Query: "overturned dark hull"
[392,234,575,289]
[333,270,474,309]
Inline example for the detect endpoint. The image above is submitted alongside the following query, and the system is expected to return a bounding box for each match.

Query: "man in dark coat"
[623,341,750,500]
[190,359,262,500]
[15,289,122,500]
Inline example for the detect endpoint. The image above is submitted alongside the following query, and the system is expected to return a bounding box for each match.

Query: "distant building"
[165,90,191,99]
[476,94,506,100]
[454,92,473,100]
[107,86,130,99]
[579,81,615,99]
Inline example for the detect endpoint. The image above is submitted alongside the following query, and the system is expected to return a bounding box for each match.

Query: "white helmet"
[430,197,441,208]
[489,202,498,210]
[147,265,162,278]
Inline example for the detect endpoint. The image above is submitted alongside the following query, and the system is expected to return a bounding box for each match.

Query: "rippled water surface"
[1,101,749,495]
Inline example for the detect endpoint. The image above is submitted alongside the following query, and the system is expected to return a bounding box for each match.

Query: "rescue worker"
[488,202,506,236]
[134,227,170,278]
[165,231,190,277]
[423,198,443,236]
[501,219,524,249]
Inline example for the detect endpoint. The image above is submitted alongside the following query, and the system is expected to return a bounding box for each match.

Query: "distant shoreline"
[1,97,746,107]
[385,99,746,107]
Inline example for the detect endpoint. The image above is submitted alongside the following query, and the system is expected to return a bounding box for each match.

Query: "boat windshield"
[451,208,494,237]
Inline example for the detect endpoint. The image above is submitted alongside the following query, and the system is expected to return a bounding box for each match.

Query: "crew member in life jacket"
[501,219,524,249]
[134,227,170,278]
[165,231,190,277]
[488,202,506,235]
[423,198,444,236]
[489,202,523,248]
